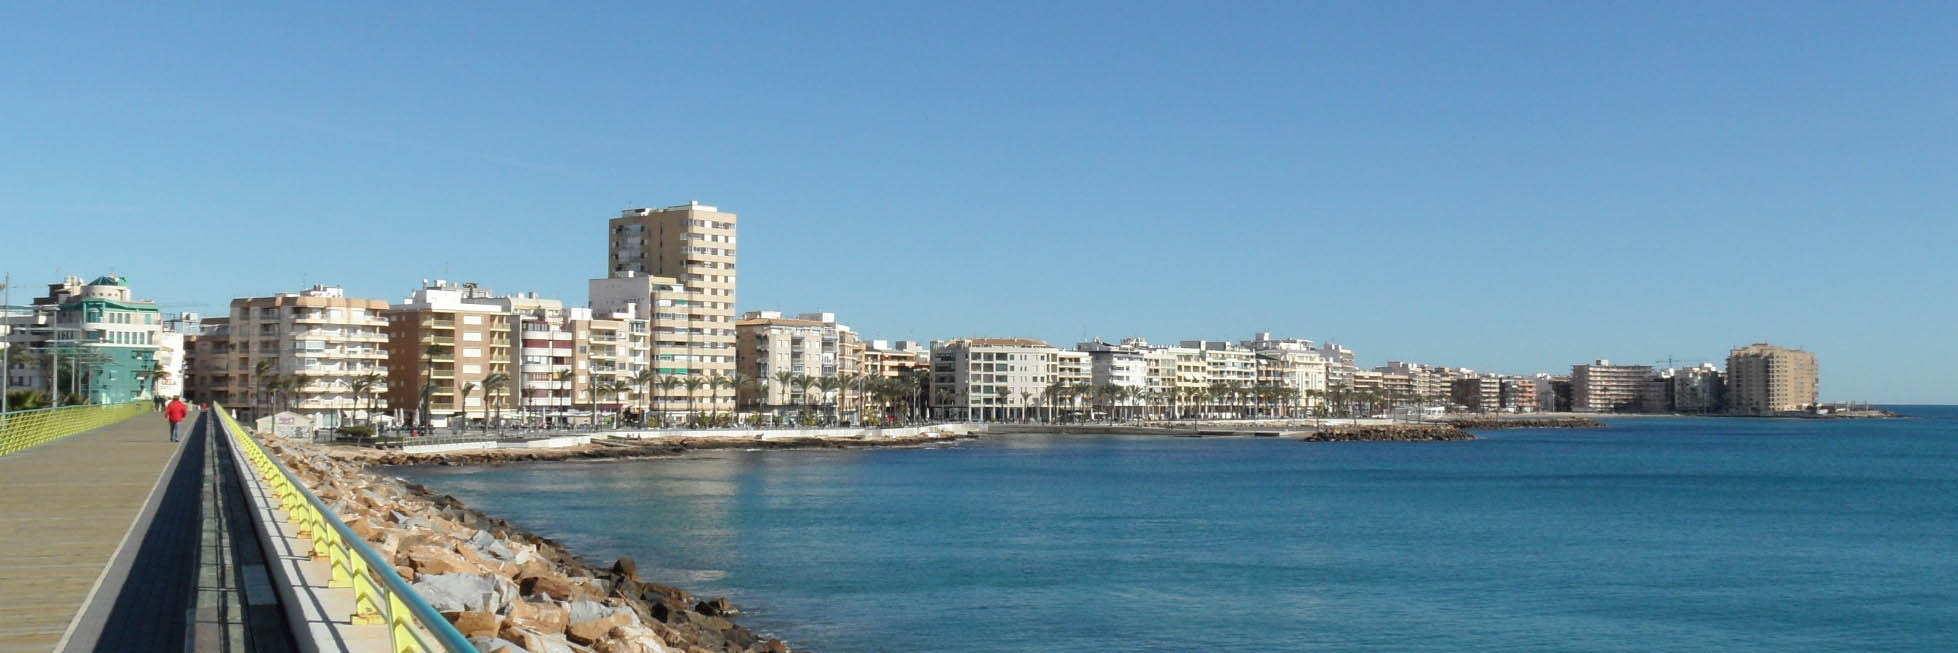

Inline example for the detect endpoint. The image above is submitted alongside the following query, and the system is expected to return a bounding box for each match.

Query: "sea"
[393,406,1958,652]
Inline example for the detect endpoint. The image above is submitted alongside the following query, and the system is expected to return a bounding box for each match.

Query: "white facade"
[929,338,1059,420]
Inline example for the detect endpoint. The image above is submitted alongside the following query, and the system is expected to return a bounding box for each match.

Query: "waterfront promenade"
[0,408,196,649]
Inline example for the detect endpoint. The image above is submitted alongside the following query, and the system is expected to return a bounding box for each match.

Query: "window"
[462,314,483,325]
[463,348,482,358]
[463,364,482,374]
[462,332,483,342]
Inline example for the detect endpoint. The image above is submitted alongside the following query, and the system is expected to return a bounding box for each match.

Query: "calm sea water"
[394,407,1958,651]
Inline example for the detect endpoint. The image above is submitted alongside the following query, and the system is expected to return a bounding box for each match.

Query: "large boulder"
[403,545,478,576]
[442,611,503,639]
[411,573,519,613]
[507,599,570,634]
[567,610,637,646]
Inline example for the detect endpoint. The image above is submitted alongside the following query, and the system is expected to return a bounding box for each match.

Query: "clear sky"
[3,2,1953,402]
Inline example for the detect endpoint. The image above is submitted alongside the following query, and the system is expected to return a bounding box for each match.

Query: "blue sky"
[3,2,1952,402]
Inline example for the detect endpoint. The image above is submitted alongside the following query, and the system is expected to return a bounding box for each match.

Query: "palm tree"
[931,386,956,421]
[836,372,861,424]
[631,369,658,426]
[682,375,706,425]
[553,369,574,426]
[252,359,275,418]
[657,375,682,426]
[1019,390,1035,422]
[815,377,842,424]
[419,344,450,427]
[711,374,735,423]
[350,375,377,425]
[482,372,510,428]
[604,379,631,427]
[459,381,480,431]
[793,374,819,422]
[771,370,796,420]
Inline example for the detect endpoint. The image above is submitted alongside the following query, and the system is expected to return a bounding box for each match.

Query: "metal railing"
[0,401,148,456]
[212,404,473,653]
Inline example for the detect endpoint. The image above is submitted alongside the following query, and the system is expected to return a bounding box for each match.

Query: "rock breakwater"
[267,438,793,652]
[353,430,976,467]
[1444,416,1606,429]
[1301,425,1476,442]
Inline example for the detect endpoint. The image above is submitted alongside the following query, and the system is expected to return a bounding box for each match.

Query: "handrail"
[0,401,148,456]
[212,403,475,653]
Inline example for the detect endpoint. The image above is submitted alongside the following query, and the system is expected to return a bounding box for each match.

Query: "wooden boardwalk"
[0,410,185,651]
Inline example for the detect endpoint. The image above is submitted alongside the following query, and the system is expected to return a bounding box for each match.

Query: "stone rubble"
[261,438,793,653]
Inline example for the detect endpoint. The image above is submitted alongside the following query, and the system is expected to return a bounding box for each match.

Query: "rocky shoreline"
[1301,424,1476,442]
[1442,416,1607,430]
[271,437,801,652]
[352,430,979,467]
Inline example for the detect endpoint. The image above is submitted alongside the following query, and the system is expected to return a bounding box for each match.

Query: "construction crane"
[1652,357,1715,370]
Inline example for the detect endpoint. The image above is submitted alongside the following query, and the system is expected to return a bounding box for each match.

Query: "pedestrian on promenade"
[165,396,188,443]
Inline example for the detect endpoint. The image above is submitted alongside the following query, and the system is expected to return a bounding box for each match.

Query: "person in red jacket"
[165,397,188,443]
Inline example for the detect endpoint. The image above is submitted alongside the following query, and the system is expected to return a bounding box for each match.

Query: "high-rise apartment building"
[202,285,390,427]
[605,202,738,412]
[384,281,513,424]
[1725,343,1817,415]
[1571,360,1653,412]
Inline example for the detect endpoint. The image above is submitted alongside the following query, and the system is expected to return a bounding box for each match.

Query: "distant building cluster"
[1538,343,1820,415]
[0,201,1825,426]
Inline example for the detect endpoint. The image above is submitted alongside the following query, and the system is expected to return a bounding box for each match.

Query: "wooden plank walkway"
[0,410,185,651]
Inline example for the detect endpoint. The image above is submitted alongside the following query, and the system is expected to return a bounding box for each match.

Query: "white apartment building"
[1076,338,1150,390]
[1243,333,1329,414]
[736,310,862,417]
[1318,343,1358,389]
[929,338,1059,420]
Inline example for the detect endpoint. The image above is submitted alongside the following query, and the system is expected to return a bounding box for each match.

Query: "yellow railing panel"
[210,404,465,652]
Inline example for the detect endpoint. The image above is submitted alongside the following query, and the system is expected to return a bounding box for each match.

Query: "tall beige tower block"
[1725,343,1818,415]
[606,202,738,409]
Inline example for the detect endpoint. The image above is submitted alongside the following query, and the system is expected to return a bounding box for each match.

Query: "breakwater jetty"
[354,427,977,466]
[1443,416,1607,429]
[993,422,1478,442]
[1302,424,1476,442]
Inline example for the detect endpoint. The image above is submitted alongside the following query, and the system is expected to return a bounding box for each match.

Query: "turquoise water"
[395,408,1958,651]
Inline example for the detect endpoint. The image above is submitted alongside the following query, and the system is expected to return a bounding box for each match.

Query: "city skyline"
[5,3,1953,403]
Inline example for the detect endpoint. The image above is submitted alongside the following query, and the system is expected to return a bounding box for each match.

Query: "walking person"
[165,396,189,443]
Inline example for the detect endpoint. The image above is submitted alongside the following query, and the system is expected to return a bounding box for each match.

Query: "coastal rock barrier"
[1302,424,1476,442]
[359,430,977,467]
[1443,416,1606,429]
[264,438,794,653]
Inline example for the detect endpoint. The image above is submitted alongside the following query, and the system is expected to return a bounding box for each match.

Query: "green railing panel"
[0,401,149,457]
